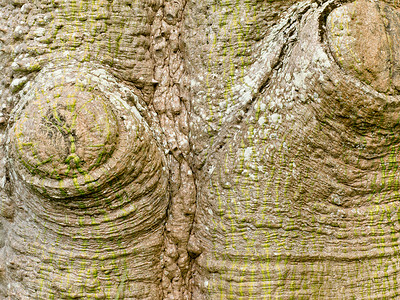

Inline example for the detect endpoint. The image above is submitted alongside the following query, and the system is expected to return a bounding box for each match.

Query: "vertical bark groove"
[2,0,400,299]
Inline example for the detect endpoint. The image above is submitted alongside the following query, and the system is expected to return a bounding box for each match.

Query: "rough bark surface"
[1,0,400,299]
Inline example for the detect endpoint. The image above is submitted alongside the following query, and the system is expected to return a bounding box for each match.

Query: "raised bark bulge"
[8,65,169,299]
[1,0,400,299]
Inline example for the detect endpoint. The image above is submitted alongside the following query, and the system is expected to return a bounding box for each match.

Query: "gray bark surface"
[1,0,400,299]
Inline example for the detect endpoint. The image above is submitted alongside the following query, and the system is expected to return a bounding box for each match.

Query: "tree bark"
[1,0,400,299]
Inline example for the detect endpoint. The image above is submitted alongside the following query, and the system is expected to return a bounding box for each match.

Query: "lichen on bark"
[2,0,400,299]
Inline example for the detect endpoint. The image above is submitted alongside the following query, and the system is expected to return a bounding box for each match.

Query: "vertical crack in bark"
[150,1,197,299]
[4,0,400,299]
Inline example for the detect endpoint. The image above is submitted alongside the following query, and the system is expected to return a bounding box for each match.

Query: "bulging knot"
[12,86,118,183]
[9,65,166,200]
[327,0,400,94]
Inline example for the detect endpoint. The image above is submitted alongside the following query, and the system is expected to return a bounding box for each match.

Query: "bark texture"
[1,0,400,299]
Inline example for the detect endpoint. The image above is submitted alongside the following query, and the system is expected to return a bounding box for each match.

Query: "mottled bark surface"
[1,0,400,299]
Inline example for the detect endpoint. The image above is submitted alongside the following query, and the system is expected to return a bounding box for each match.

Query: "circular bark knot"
[9,65,166,200]
[327,0,400,94]
[12,86,118,181]
[6,66,169,299]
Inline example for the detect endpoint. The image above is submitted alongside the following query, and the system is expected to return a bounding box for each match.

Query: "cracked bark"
[2,0,400,299]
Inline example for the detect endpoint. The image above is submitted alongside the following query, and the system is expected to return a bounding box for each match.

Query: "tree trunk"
[1,0,400,299]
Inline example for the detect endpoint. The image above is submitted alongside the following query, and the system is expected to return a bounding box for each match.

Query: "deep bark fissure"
[3,0,400,299]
